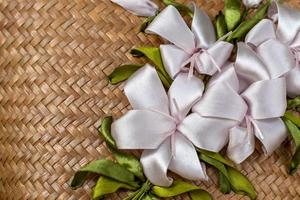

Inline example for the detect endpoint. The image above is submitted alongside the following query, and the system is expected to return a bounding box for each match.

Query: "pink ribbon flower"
[242,0,263,8]
[111,65,207,187]
[111,0,158,17]
[146,5,233,79]
[243,2,300,97]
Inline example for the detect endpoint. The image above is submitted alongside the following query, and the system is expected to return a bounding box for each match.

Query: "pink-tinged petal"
[168,73,204,121]
[169,133,208,181]
[146,6,196,52]
[125,65,169,114]
[111,110,176,149]
[178,113,237,152]
[111,0,158,17]
[141,138,173,186]
[285,67,300,98]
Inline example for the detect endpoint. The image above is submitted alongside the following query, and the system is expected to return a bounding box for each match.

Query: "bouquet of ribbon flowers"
[71,0,300,199]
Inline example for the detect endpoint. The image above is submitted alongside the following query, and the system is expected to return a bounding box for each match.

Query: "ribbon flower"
[111,0,158,17]
[111,65,208,187]
[243,2,300,97]
[225,43,288,164]
[146,5,233,78]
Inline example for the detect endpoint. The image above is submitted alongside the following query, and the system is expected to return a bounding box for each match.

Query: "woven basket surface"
[1,0,300,199]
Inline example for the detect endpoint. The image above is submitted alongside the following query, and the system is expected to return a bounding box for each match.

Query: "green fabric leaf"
[124,180,152,200]
[226,2,269,42]
[108,64,143,84]
[284,111,300,128]
[99,116,145,180]
[71,159,139,189]
[99,116,116,148]
[162,0,193,18]
[152,180,209,198]
[219,172,231,194]
[227,167,257,200]
[289,147,300,174]
[215,12,228,39]
[92,176,135,200]
[189,189,213,200]
[288,96,300,110]
[140,16,156,32]
[131,47,172,87]
[283,118,300,148]
[197,149,234,167]
[224,0,242,31]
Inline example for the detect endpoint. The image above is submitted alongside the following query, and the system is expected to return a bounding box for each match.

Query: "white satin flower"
[111,64,208,187]
[242,0,263,8]
[146,5,233,79]
[243,2,300,97]
[111,0,158,17]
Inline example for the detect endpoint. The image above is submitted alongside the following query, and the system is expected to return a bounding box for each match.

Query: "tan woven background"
[1,0,300,199]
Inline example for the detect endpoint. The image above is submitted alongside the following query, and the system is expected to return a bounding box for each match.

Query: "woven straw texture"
[1,0,300,199]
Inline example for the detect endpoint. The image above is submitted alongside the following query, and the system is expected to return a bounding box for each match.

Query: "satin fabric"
[242,0,263,8]
[243,2,300,97]
[146,5,233,79]
[112,65,208,186]
[111,0,158,17]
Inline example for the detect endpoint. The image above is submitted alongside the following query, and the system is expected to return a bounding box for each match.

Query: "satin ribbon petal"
[285,67,300,98]
[245,19,276,47]
[242,0,263,8]
[268,2,300,44]
[242,78,287,119]
[235,42,270,90]
[178,113,237,152]
[168,73,204,120]
[141,138,173,187]
[193,82,247,122]
[208,64,240,92]
[253,118,287,155]
[160,44,190,79]
[146,5,196,52]
[111,0,158,17]
[111,110,176,149]
[191,4,216,49]
[125,65,169,114]
[256,39,295,78]
[227,126,255,164]
[198,41,233,75]
[169,133,208,181]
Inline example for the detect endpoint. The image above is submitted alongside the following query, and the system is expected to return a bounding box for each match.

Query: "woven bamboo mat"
[0,0,300,199]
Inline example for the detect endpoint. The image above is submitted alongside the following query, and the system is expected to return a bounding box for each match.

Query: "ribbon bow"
[111,65,208,187]
[111,0,158,17]
[146,5,233,78]
[243,2,300,97]
[225,43,288,164]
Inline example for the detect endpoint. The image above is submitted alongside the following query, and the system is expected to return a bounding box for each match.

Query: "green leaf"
[152,180,210,198]
[197,149,234,167]
[140,16,156,32]
[219,172,231,194]
[226,2,270,42]
[99,117,145,180]
[289,147,300,174]
[162,0,193,18]
[288,96,300,110]
[284,111,300,128]
[283,118,300,148]
[99,116,116,148]
[215,12,228,39]
[224,0,242,31]
[131,47,172,88]
[92,177,135,200]
[189,189,213,200]
[108,64,143,84]
[71,159,139,189]
[227,167,257,200]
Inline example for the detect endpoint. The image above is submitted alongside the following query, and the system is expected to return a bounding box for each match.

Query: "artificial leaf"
[224,0,242,31]
[215,12,228,39]
[284,111,300,128]
[125,180,152,200]
[99,117,145,180]
[198,149,234,167]
[162,0,193,18]
[283,118,300,148]
[227,167,257,200]
[189,189,213,200]
[287,96,300,110]
[140,16,156,32]
[92,176,135,200]
[226,2,269,42]
[289,147,300,174]
[71,159,139,189]
[108,64,142,84]
[152,180,208,198]
[219,172,231,194]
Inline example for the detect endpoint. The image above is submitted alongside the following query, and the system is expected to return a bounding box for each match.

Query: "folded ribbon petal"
[242,0,262,8]
[111,0,158,17]
[285,67,300,97]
